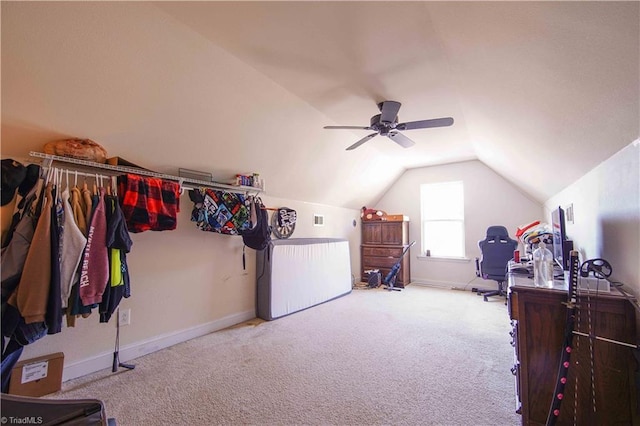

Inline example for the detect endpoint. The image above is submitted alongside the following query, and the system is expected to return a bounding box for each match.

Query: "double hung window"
[420,181,465,258]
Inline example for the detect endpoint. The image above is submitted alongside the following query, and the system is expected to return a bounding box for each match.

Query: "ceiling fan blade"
[387,131,415,148]
[346,133,378,151]
[396,117,454,131]
[379,101,402,124]
[324,125,372,130]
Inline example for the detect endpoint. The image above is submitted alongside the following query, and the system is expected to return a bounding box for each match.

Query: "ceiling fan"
[324,101,454,151]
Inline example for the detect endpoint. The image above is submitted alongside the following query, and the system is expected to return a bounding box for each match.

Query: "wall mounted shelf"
[29,151,261,194]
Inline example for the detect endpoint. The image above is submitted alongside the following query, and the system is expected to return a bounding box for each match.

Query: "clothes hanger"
[44,164,54,185]
[56,167,63,191]
[111,176,117,197]
[93,173,99,195]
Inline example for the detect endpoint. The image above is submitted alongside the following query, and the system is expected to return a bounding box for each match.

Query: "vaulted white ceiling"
[2,2,638,210]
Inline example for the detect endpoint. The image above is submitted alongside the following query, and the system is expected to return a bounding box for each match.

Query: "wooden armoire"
[360,218,411,287]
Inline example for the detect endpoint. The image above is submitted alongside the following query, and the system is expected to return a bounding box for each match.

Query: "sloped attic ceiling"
[2,2,638,210]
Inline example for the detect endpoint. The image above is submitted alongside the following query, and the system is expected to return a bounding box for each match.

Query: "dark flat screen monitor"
[551,206,568,270]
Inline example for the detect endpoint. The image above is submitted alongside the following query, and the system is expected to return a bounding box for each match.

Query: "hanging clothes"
[2,163,41,248]
[70,185,88,237]
[1,180,42,302]
[1,179,46,369]
[2,177,51,392]
[0,179,47,386]
[79,188,109,306]
[7,183,54,324]
[117,174,180,233]
[66,176,92,326]
[81,183,93,227]
[67,278,93,325]
[189,188,251,235]
[99,194,133,323]
[59,188,86,310]
[46,182,63,335]
[1,165,137,392]
[1,177,44,319]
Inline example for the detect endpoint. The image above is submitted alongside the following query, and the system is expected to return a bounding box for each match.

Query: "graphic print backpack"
[240,198,271,251]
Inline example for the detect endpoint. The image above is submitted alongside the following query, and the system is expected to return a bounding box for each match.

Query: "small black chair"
[475,225,518,302]
[1,393,116,425]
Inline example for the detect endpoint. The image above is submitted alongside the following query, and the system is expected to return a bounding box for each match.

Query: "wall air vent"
[313,214,325,227]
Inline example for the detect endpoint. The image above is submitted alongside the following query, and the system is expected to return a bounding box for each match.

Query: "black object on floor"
[383,241,416,292]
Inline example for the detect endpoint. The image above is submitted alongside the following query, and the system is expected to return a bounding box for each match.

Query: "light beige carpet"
[49,285,520,425]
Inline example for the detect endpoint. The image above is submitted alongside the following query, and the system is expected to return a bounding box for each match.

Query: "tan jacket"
[8,183,53,324]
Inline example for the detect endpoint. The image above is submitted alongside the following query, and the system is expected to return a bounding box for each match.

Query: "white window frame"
[420,181,465,259]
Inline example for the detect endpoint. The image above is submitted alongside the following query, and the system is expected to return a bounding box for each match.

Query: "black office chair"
[475,225,518,302]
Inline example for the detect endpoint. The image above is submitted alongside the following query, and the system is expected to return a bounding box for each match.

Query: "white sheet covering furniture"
[256,238,352,320]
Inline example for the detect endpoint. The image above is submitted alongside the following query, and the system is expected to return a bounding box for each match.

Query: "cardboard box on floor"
[9,352,64,397]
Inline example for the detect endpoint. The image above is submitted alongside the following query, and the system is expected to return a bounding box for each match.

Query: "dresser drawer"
[363,255,399,268]
[362,246,403,257]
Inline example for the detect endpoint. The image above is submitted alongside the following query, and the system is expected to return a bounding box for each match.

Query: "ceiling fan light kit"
[324,101,454,150]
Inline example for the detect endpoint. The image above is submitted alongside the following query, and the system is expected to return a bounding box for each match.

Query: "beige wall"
[373,160,543,288]
[544,140,639,296]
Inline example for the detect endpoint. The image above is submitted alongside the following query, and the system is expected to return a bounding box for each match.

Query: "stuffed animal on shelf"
[361,206,387,221]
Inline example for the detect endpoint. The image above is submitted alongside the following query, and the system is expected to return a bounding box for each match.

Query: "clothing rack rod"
[43,167,112,181]
[29,152,261,195]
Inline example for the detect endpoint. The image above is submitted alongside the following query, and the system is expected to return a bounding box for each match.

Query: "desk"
[508,271,638,425]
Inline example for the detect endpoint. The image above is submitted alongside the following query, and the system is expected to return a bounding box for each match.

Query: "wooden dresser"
[360,218,410,287]
[508,273,638,425]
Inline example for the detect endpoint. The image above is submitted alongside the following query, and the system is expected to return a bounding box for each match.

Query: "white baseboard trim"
[411,279,471,291]
[62,310,255,382]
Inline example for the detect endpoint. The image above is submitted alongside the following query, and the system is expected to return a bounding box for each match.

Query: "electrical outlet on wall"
[118,308,131,326]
